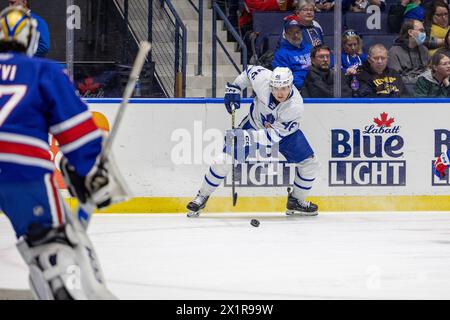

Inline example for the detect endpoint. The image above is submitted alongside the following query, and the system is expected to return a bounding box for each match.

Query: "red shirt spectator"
[239,0,295,30]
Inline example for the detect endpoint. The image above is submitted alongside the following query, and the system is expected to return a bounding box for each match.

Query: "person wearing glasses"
[423,1,450,56]
[414,48,450,97]
[283,0,324,47]
[388,19,430,94]
[301,45,352,97]
[272,19,312,90]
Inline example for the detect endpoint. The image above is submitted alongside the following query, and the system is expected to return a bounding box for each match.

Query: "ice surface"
[1,212,450,300]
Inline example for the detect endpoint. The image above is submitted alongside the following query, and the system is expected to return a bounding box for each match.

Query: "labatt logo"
[329,112,405,186]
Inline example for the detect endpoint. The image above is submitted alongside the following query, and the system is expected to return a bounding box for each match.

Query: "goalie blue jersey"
[0,52,103,183]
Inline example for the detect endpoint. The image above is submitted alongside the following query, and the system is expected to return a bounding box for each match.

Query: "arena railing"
[115,0,187,97]
[212,1,247,98]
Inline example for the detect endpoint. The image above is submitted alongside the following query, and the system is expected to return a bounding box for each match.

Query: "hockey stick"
[75,41,151,229]
[231,106,238,206]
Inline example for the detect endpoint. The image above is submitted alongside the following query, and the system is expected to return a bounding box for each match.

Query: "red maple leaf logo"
[373,112,395,127]
[78,77,101,94]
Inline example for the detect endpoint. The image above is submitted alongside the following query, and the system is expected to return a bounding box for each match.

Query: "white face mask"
[415,32,426,46]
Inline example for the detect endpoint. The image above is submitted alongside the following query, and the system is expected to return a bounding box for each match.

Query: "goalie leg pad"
[17,223,116,300]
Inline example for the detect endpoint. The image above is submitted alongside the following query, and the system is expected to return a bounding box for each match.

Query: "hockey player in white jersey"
[187,66,320,217]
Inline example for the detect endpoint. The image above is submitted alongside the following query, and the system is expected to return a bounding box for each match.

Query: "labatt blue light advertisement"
[329,112,406,187]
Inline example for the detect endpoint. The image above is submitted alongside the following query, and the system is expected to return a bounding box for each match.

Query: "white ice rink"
[1,212,450,300]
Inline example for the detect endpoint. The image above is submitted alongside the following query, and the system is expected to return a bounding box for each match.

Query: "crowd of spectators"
[231,0,450,98]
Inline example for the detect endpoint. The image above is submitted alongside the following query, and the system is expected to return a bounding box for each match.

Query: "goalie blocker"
[60,153,130,210]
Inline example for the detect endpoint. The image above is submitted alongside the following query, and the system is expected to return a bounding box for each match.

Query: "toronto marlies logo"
[329,112,406,186]
[262,114,275,129]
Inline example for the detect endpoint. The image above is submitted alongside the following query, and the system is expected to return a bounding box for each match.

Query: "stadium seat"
[361,34,397,52]
[344,12,389,35]
[314,12,335,36]
[253,11,293,36]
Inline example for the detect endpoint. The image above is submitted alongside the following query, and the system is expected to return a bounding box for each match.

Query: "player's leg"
[187,117,253,217]
[0,174,115,300]
[279,130,321,216]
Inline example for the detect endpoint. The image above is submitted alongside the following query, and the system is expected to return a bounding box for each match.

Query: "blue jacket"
[272,39,312,90]
[341,53,368,73]
[30,12,50,57]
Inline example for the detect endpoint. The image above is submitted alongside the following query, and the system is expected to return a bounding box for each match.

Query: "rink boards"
[76,98,450,212]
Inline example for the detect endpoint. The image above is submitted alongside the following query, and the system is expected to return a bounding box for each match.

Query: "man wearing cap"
[272,19,312,90]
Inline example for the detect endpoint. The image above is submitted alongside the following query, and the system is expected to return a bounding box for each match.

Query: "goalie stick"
[75,41,152,229]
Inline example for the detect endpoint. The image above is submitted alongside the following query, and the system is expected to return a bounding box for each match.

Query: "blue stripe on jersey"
[265,130,272,143]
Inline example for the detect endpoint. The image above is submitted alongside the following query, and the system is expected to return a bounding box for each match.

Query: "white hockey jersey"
[232,65,304,146]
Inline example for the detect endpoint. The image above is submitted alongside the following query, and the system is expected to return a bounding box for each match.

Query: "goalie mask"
[0,6,39,56]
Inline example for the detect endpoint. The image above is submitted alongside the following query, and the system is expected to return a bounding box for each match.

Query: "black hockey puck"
[250,219,260,227]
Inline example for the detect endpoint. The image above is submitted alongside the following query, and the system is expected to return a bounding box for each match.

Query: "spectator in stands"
[404,0,425,21]
[8,0,50,57]
[341,29,368,76]
[388,19,429,94]
[414,48,450,97]
[301,45,352,97]
[444,28,450,53]
[357,44,407,97]
[239,0,296,62]
[315,0,334,12]
[284,0,324,47]
[343,0,386,13]
[272,19,312,89]
[388,0,425,33]
[424,1,450,56]
[239,0,296,39]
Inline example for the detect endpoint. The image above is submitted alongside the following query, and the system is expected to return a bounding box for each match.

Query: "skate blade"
[285,209,318,217]
[187,210,201,218]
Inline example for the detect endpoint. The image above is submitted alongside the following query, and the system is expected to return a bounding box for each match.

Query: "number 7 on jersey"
[0,85,27,127]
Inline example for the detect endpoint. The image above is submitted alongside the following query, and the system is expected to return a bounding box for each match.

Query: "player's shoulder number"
[0,85,27,127]
[249,67,266,81]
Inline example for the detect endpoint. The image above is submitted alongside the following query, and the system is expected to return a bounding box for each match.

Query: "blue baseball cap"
[284,19,302,31]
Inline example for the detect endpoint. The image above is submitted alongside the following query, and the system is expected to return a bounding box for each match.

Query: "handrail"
[212,1,247,98]
[161,0,187,97]
[186,0,204,75]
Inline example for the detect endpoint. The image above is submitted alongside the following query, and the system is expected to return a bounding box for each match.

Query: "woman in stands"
[414,48,450,97]
[284,0,324,47]
[424,0,450,56]
[341,29,368,76]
